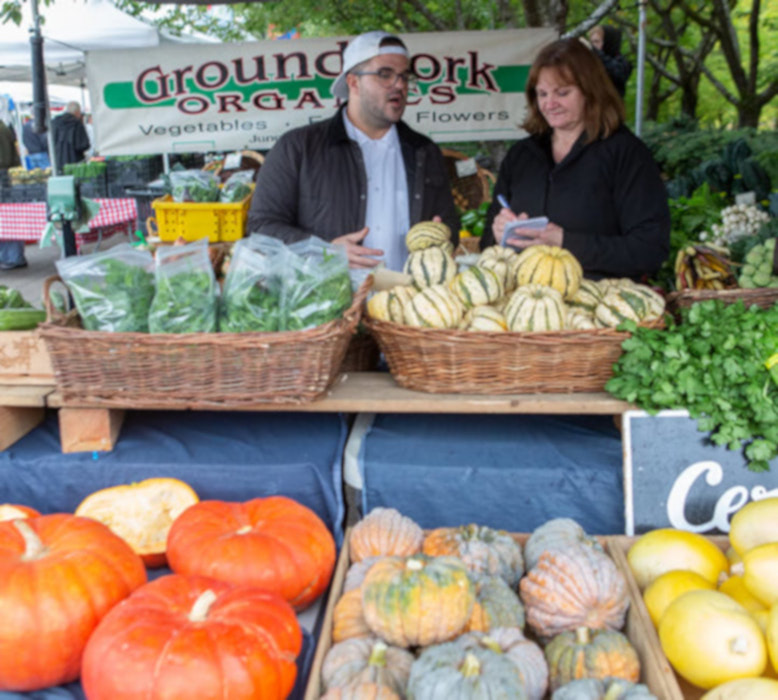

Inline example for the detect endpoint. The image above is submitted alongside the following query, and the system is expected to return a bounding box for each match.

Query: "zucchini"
[0,309,46,331]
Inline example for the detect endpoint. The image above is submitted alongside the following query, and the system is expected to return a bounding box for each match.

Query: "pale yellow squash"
[644,569,714,627]
[732,543,778,608]
[719,574,767,614]
[627,528,729,590]
[768,603,778,674]
[659,590,767,689]
[729,497,778,556]
[700,677,778,699]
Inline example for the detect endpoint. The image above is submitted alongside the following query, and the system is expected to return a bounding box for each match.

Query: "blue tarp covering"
[0,410,344,700]
[358,413,625,534]
[0,410,347,542]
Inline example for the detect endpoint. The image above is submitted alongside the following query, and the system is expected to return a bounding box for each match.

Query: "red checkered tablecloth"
[0,198,138,246]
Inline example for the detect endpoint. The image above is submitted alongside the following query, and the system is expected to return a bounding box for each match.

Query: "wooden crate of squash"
[304,509,680,700]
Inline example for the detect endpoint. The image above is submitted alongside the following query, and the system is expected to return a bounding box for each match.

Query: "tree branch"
[560,0,620,38]
[748,0,760,93]
[402,0,447,31]
[700,62,739,105]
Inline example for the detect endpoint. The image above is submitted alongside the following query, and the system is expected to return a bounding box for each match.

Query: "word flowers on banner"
[87,28,557,156]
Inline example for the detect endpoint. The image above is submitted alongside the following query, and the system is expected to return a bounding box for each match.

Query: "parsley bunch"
[606,300,778,472]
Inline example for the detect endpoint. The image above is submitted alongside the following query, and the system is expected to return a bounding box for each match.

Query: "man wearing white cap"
[247,30,459,270]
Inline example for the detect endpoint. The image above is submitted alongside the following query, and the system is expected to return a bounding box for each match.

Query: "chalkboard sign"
[623,409,778,535]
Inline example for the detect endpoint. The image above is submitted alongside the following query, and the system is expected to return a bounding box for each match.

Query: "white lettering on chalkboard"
[667,461,778,533]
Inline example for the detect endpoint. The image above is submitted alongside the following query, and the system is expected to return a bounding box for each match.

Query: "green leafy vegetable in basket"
[606,300,778,472]
[0,285,46,330]
[220,239,283,332]
[169,170,221,203]
[55,245,155,333]
[282,240,352,331]
[149,240,218,333]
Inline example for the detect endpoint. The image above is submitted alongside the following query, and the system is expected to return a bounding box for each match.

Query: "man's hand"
[332,227,384,269]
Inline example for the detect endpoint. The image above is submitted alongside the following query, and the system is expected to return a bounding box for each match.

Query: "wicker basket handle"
[43,275,72,322]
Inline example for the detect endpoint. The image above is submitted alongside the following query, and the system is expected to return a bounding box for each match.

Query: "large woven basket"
[666,287,778,313]
[39,277,370,408]
[365,317,663,394]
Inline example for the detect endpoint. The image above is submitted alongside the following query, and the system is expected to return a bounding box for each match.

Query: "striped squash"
[477,246,521,292]
[628,284,666,321]
[366,286,416,324]
[450,266,504,308]
[567,279,604,312]
[594,289,644,328]
[459,306,508,332]
[504,284,566,332]
[566,307,598,330]
[403,284,463,329]
[404,247,456,289]
[405,221,452,252]
[514,246,583,300]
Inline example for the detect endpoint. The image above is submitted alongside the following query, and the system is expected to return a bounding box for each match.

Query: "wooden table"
[1,372,633,453]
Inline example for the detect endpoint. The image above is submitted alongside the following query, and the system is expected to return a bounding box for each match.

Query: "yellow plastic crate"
[150,188,253,242]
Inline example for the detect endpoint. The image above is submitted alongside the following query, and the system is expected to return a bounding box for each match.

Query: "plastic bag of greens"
[149,238,218,333]
[55,243,154,332]
[219,234,285,332]
[280,236,352,331]
[169,169,221,203]
[219,170,254,203]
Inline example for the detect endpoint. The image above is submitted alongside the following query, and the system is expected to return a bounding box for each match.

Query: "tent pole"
[635,0,647,137]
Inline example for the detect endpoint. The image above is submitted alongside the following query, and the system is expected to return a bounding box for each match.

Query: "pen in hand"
[497,194,512,211]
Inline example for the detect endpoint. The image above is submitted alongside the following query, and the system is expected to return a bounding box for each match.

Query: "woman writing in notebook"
[480,38,670,280]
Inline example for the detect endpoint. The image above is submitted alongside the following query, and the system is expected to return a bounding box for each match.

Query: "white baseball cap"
[331,30,409,100]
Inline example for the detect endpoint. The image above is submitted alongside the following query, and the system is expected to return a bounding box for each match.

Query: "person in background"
[481,38,669,281]
[247,30,459,270]
[0,118,27,270]
[588,25,632,98]
[84,113,96,159]
[51,101,90,173]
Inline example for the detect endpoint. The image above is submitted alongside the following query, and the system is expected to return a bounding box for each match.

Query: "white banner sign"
[86,28,557,156]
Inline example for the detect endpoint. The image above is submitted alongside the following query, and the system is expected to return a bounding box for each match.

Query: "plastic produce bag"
[219,170,254,203]
[149,238,218,333]
[219,234,286,332]
[55,243,154,332]
[168,169,221,203]
[281,236,352,331]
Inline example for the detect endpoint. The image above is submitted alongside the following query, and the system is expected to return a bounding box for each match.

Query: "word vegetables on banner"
[86,28,557,156]
[623,409,778,536]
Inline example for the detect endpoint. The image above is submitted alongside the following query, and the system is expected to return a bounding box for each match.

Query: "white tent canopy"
[0,0,185,86]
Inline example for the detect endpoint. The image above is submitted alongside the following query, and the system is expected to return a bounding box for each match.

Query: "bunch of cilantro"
[606,299,778,472]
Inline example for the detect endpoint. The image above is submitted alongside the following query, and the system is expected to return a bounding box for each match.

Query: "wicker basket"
[39,277,370,408]
[666,287,778,313]
[365,317,663,394]
[339,329,381,373]
[441,148,495,211]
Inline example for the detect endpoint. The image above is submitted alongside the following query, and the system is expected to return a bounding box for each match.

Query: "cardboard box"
[305,531,681,700]
[0,330,54,384]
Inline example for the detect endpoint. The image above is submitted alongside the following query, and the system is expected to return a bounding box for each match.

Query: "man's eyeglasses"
[352,67,418,89]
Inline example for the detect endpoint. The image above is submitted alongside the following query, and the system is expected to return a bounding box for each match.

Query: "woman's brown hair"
[522,38,625,142]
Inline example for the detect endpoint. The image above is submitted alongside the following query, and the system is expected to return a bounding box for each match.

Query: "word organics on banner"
[86,28,557,156]
[622,410,778,536]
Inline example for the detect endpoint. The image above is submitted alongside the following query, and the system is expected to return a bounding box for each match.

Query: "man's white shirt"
[343,112,410,271]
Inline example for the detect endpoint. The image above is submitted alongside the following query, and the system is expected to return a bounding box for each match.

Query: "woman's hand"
[504,219,565,250]
[492,207,521,245]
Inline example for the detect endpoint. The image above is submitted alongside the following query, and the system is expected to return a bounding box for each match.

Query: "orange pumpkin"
[166,496,336,610]
[0,514,147,691]
[75,477,199,568]
[333,588,372,643]
[81,574,302,700]
[0,504,40,521]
